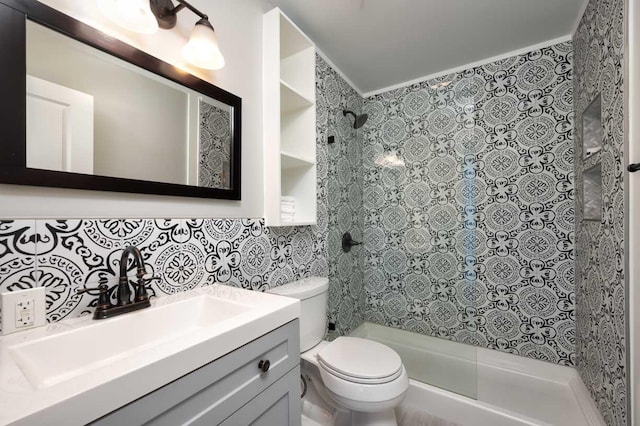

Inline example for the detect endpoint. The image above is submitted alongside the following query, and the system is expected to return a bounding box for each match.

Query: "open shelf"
[264,8,316,227]
[281,151,315,169]
[279,13,314,59]
[279,221,317,227]
[280,164,316,225]
[280,80,314,114]
[281,46,315,101]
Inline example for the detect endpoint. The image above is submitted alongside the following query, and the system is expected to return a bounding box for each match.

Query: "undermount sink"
[9,295,253,389]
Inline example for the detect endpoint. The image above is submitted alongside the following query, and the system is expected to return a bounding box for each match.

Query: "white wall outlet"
[15,298,35,328]
[1,287,47,335]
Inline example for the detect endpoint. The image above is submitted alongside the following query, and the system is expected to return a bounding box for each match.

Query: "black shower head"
[343,110,368,129]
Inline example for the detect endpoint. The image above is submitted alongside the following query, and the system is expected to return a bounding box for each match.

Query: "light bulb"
[182,19,225,70]
[97,0,158,34]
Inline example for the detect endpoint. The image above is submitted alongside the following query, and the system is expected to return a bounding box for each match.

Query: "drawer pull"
[258,359,271,372]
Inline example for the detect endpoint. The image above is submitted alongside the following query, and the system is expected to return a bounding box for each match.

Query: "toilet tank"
[268,277,329,352]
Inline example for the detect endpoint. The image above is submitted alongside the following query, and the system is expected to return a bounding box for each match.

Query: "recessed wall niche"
[582,94,603,222]
[583,163,602,221]
[583,95,602,159]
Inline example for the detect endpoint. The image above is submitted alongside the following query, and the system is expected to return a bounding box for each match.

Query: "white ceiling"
[266,0,588,95]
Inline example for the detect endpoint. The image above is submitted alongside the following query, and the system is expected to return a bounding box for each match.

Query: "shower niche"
[582,95,602,222]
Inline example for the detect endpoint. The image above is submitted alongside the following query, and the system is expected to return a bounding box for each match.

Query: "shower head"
[343,110,368,129]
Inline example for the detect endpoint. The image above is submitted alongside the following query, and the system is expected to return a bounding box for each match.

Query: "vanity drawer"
[92,319,300,426]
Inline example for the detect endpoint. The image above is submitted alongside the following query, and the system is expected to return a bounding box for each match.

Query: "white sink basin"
[10,295,253,389]
[0,285,299,426]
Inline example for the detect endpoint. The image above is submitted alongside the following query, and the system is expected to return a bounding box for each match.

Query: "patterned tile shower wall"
[362,42,575,365]
[0,55,365,334]
[574,0,627,423]
[317,55,366,337]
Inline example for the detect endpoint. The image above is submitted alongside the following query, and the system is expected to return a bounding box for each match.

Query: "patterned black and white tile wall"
[0,219,324,325]
[317,55,366,337]
[574,0,627,423]
[362,42,575,365]
[0,55,365,336]
[199,101,232,189]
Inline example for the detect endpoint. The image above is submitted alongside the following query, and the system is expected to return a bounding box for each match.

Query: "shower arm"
[342,232,361,253]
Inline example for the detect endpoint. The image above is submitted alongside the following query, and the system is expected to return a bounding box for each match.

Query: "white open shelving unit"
[263,8,316,227]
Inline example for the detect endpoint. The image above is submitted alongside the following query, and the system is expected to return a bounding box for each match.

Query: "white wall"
[0,0,273,219]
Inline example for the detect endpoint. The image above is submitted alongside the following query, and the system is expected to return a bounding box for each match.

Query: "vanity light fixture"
[98,0,159,34]
[97,0,225,70]
[181,17,225,70]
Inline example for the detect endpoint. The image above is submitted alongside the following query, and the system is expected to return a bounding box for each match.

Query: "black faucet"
[78,245,158,319]
[118,245,148,306]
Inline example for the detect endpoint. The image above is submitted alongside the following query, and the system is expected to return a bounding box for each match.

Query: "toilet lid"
[317,337,402,382]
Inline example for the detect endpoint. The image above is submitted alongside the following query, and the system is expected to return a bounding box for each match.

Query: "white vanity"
[0,286,301,426]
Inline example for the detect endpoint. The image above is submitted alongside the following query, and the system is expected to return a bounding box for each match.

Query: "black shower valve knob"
[628,163,640,173]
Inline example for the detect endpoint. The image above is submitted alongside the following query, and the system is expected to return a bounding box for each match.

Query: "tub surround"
[317,55,366,337]
[0,285,299,425]
[573,0,627,423]
[361,41,575,365]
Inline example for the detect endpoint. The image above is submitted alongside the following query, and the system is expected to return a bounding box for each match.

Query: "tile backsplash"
[0,219,326,326]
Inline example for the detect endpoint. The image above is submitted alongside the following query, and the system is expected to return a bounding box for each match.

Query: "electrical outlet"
[15,298,35,328]
[1,287,46,335]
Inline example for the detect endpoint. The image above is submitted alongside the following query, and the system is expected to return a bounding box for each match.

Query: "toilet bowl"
[269,277,408,425]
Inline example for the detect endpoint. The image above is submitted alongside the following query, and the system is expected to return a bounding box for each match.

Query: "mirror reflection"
[26,21,233,189]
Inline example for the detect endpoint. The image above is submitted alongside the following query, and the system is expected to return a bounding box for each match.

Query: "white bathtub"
[349,322,605,426]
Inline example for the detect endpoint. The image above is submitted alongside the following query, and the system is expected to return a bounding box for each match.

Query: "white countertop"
[0,285,299,425]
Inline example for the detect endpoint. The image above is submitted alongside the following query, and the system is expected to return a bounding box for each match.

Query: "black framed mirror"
[0,0,241,200]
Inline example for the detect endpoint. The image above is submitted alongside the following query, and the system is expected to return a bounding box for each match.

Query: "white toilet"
[269,277,408,426]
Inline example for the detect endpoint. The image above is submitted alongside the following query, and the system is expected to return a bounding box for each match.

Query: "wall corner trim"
[315,48,364,97]
[571,0,592,36]
[362,34,573,98]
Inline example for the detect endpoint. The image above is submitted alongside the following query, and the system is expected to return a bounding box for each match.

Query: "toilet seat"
[317,337,403,384]
[318,358,403,384]
[314,337,409,411]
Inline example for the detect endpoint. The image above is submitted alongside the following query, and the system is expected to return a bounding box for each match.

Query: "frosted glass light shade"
[182,20,225,70]
[97,0,159,34]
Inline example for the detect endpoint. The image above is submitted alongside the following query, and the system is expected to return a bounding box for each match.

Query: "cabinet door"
[220,367,301,426]
[92,320,299,426]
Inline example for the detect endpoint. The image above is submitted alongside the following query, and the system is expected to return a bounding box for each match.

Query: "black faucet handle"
[134,276,160,303]
[77,283,107,296]
[140,275,161,286]
[77,284,112,310]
